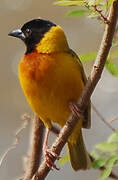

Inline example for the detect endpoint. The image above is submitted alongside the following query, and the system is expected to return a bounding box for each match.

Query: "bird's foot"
[69,101,84,119]
[43,128,60,170]
[44,147,60,170]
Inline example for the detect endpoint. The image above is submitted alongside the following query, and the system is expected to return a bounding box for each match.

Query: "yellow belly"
[19,52,84,136]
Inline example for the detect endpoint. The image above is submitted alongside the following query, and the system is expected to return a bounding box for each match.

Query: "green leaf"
[59,155,69,166]
[89,0,104,6]
[66,9,87,17]
[95,0,105,5]
[97,155,118,180]
[107,130,118,143]
[109,50,118,59]
[79,52,97,62]
[105,60,118,76]
[112,40,118,47]
[92,158,106,169]
[107,0,114,9]
[105,154,118,168]
[115,26,118,32]
[88,11,99,18]
[54,1,84,6]
[98,167,112,180]
[113,159,118,166]
[87,0,95,6]
[90,150,100,159]
[95,142,118,152]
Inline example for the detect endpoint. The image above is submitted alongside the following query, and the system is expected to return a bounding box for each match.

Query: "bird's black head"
[8,19,56,54]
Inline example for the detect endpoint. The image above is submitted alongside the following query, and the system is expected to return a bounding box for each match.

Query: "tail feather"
[67,130,91,171]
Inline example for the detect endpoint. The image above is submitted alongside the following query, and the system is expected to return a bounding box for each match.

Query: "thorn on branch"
[23,115,45,180]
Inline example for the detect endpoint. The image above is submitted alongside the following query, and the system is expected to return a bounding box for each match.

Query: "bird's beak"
[8,29,25,41]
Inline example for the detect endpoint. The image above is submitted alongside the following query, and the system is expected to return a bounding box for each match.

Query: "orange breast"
[19,51,55,81]
[19,51,84,131]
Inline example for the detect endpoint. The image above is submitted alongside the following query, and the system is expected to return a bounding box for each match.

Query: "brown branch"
[93,5,110,24]
[31,1,118,179]
[78,1,118,111]
[23,115,45,180]
[107,116,118,123]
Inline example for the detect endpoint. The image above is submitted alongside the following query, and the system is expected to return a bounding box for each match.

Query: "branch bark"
[25,1,118,180]
[24,115,45,180]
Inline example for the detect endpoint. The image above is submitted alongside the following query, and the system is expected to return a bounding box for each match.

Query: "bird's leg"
[69,101,84,120]
[43,128,50,152]
[43,128,60,170]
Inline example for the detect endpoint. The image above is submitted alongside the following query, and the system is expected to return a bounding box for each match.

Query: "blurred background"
[0,0,118,179]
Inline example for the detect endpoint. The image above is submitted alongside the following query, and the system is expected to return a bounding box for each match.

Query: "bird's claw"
[69,101,84,119]
[44,148,60,170]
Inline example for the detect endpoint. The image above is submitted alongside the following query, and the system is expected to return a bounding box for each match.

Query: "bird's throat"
[36,26,69,53]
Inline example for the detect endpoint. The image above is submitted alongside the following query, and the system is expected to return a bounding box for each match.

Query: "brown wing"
[69,49,91,129]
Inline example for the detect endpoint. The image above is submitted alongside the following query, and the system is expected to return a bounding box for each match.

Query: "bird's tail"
[67,129,91,170]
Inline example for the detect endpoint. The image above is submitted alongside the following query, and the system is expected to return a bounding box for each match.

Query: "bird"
[8,18,91,171]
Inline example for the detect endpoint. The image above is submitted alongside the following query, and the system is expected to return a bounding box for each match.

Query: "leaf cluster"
[91,130,118,180]
[54,0,114,19]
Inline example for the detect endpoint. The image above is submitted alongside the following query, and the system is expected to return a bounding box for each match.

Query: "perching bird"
[9,19,91,170]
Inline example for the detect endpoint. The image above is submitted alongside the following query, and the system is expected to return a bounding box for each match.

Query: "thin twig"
[0,113,30,168]
[23,115,45,180]
[107,117,118,124]
[93,5,110,24]
[31,1,118,179]
[92,103,116,132]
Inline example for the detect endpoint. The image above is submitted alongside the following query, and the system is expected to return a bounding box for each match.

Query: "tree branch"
[77,0,118,111]
[93,5,110,24]
[31,1,118,179]
[107,116,118,124]
[23,115,45,180]
[50,126,118,179]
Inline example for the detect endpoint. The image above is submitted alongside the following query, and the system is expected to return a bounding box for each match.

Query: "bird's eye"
[25,28,32,36]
